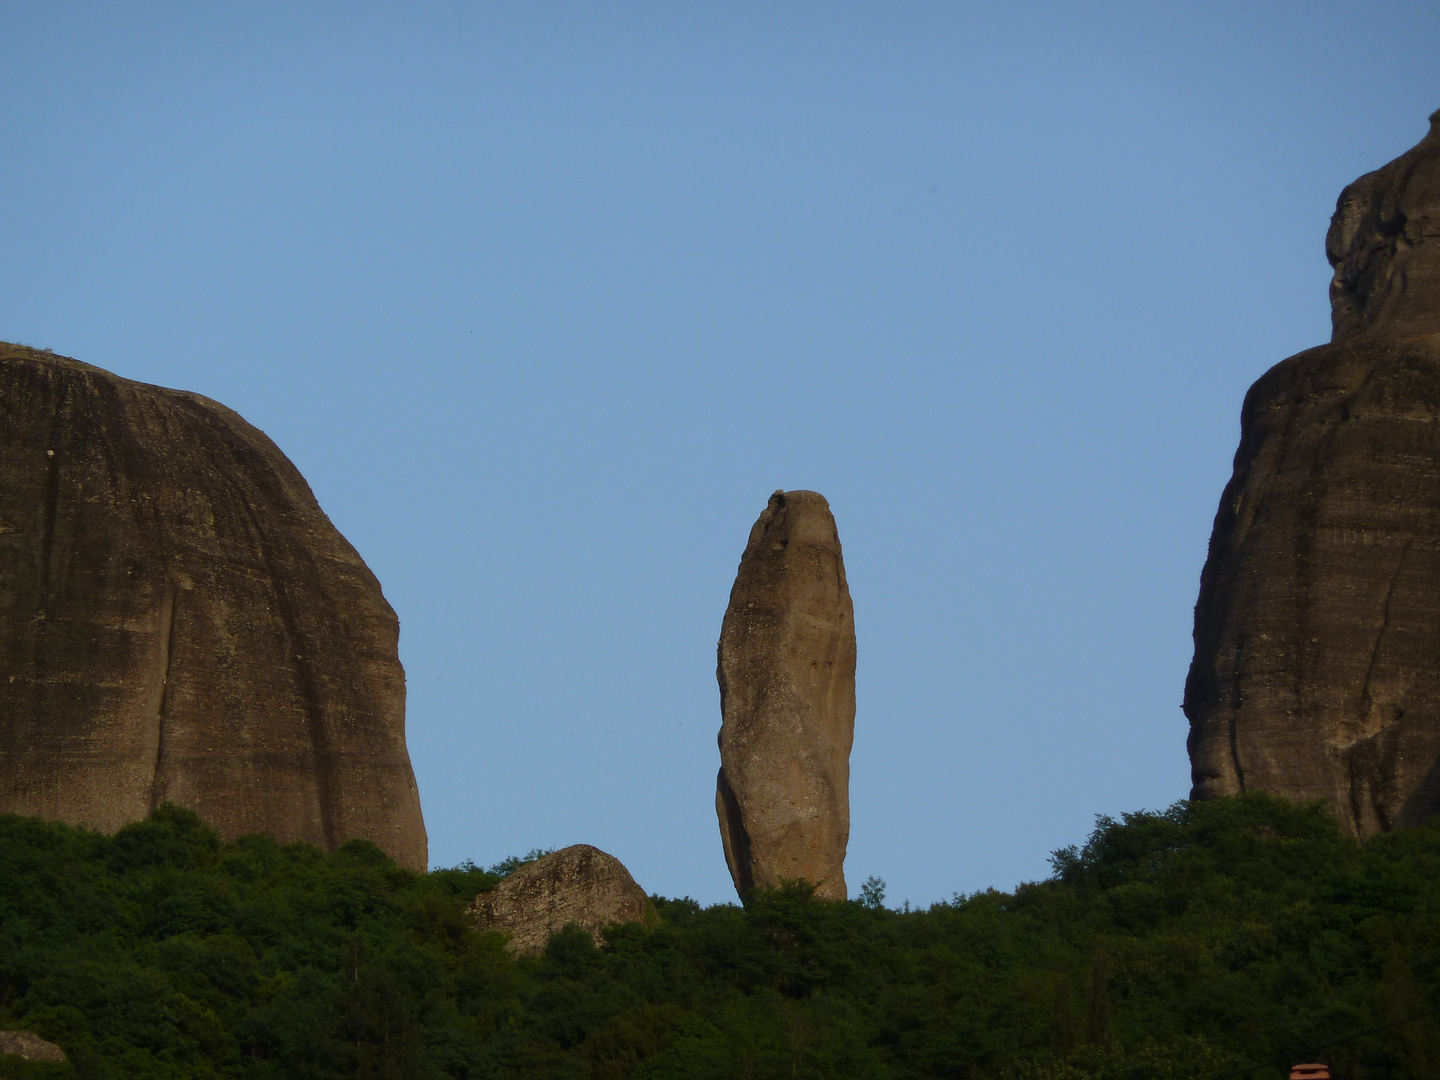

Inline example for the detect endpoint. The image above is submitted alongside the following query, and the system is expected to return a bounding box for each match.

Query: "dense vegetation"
[0,794,1437,1079]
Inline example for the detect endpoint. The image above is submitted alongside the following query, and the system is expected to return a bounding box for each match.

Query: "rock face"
[1186,112,1440,835]
[716,490,855,900]
[0,345,427,869]
[468,845,655,954]
[0,1029,67,1063]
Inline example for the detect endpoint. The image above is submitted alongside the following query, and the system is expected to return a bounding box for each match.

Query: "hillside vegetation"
[0,795,1437,1079]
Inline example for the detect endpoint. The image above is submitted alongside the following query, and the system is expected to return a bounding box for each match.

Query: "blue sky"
[3,2,1438,906]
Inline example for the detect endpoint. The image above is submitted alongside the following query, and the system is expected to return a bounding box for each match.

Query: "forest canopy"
[0,793,1437,1079]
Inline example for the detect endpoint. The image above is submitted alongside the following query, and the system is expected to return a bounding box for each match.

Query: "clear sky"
[3,2,1438,907]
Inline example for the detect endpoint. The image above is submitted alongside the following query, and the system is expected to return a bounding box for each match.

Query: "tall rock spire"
[1186,112,1440,835]
[716,490,855,900]
[0,346,427,869]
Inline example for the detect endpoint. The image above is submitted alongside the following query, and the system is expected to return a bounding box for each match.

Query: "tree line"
[0,792,1437,1078]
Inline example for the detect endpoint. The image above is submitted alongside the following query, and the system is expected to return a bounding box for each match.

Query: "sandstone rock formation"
[0,1030,67,1063]
[468,845,655,954]
[716,489,855,900]
[0,345,427,869]
[1186,111,1440,835]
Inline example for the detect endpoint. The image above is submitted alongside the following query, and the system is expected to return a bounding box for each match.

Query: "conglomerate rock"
[0,1030,67,1063]
[0,345,427,869]
[1186,112,1440,835]
[716,489,855,900]
[468,845,655,954]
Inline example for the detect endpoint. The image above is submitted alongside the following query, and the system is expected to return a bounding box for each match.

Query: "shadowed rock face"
[468,845,655,954]
[1327,111,1440,343]
[716,490,855,900]
[1186,113,1440,835]
[0,345,427,869]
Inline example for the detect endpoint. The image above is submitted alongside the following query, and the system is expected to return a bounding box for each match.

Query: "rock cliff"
[716,490,855,900]
[1186,112,1440,835]
[0,345,427,869]
[468,845,655,954]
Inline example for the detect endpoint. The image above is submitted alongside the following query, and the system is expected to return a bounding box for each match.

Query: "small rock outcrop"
[468,845,655,954]
[0,1030,67,1063]
[0,346,427,869]
[1186,112,1440,835]
[716,489,855,900]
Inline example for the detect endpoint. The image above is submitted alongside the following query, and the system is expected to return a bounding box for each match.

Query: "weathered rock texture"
[0,345,426,869]
[468,845,655,954]
[716,490,855,900]
[1186,112,1440,835]
[0,1029,67,1063]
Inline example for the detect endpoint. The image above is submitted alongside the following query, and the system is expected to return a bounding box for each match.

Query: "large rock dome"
[0,345,427,868]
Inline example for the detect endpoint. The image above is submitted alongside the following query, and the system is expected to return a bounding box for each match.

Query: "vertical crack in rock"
[148,578,178,812]
[1226,628,1247,796]
[716,490,855,900]
[1186,111,1440,835]
[714,767,754,896]
[38,402,64,609]
[1359,540,1410,711]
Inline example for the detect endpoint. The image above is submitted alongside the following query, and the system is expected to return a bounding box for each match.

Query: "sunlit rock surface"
[716,489,855,900]
[0,1030,67,1063]
[468,845,655,954]
[0,345,427,869]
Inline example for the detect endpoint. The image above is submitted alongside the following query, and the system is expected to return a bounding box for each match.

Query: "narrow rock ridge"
[1186,112,1440,835]
[716,489,855,899]
[0,345,427,868]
